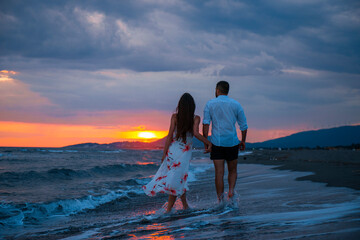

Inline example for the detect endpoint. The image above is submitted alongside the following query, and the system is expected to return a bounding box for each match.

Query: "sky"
[0,0,359,147]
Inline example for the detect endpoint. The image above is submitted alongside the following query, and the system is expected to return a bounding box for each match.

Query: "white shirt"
[203,95,248,147]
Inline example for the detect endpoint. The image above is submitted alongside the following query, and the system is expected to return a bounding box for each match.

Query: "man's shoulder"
[225,98,244,113]
[205,98,218,106]
[227,97,242,106]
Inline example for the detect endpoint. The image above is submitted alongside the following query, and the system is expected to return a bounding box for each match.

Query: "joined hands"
[204,143,212,153]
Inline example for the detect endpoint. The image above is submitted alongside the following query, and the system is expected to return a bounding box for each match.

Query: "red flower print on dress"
[172,162,181,168]
[170,189,176,195]
[150,190,155,196]
[167,165,171,170]
[142,186,146,190]
[183,173,188,181]
[183,144,190,152]
[156,175,167,181]
[160,191,165,194]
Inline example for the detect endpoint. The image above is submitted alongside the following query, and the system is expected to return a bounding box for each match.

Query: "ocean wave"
[188,163,213,182]
[0,163,158,184]
[99,150,124,153]
[238,151,253,156]
[0,188,143,227]
[35,149,79,153]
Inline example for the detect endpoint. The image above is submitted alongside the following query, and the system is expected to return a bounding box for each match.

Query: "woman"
[143,93,212,213]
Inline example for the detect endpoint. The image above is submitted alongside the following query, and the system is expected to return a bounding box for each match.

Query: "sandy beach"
[239,149,360,190]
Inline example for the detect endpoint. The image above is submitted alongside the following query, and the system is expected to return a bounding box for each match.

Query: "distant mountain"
[63,125,360,150]
[63,141,160,150]
[247,125,360,149]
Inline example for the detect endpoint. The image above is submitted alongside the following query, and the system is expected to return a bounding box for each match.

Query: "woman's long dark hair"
[175,93,195,143]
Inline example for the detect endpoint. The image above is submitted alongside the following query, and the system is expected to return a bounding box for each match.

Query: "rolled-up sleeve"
[237,105,248,131]
[203,102,211,125]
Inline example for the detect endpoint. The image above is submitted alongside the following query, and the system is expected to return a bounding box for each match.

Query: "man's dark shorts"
[210,144,239,161]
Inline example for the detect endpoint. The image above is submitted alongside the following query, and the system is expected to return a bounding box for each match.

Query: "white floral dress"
[143,132,193,197]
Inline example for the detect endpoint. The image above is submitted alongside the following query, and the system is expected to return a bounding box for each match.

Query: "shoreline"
[238,149,360,191]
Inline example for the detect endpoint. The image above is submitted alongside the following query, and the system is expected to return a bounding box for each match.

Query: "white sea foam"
[188,162,213,183]
[238,151,253,156]
[64,150,78,153]
[48,150,64,153]
[99,150,124,153]
[0,188,143,227]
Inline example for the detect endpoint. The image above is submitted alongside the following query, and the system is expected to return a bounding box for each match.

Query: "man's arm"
[239,129,247,151]
[237,104,248,151]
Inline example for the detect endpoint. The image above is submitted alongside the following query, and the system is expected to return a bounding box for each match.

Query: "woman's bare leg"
[180,193,189,210]
[166,195,177,213]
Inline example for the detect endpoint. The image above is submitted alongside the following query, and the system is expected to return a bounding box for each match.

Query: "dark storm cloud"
[0,0,203,71]
[1,0,359,73]
[0,0,359,129]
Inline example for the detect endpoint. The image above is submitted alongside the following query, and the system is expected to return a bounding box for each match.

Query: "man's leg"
[227,159,238,198]
[213,159,225,201]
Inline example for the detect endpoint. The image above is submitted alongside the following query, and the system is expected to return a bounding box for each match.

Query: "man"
[203,81,248,201]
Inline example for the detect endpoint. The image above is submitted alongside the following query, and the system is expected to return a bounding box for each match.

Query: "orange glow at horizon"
[0,121,322,148]
[0,121,168,148]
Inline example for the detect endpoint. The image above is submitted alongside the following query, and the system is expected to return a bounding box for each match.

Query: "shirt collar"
[217,95,228,99]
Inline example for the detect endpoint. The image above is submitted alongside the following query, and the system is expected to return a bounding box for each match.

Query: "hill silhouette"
[247,125,360,149]
[64,125,360,150]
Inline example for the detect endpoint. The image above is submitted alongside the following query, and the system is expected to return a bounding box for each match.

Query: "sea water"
[0,148,359,239]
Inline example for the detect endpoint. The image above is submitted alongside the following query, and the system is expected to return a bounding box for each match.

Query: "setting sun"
[138,131,157,139]
[118,130,168,142]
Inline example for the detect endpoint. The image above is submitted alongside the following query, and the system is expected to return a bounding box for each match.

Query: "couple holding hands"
[143,81,248,213]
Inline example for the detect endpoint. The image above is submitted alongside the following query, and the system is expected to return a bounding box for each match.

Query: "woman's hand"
[204,142,212,153]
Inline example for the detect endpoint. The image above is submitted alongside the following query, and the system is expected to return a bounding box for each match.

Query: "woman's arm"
[193,116,212,152]
[161,114,176,162]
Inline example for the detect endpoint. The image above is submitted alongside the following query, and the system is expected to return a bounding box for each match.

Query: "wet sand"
[41,163,360,239]
[2,149,360,239]
[239,149,360,190]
